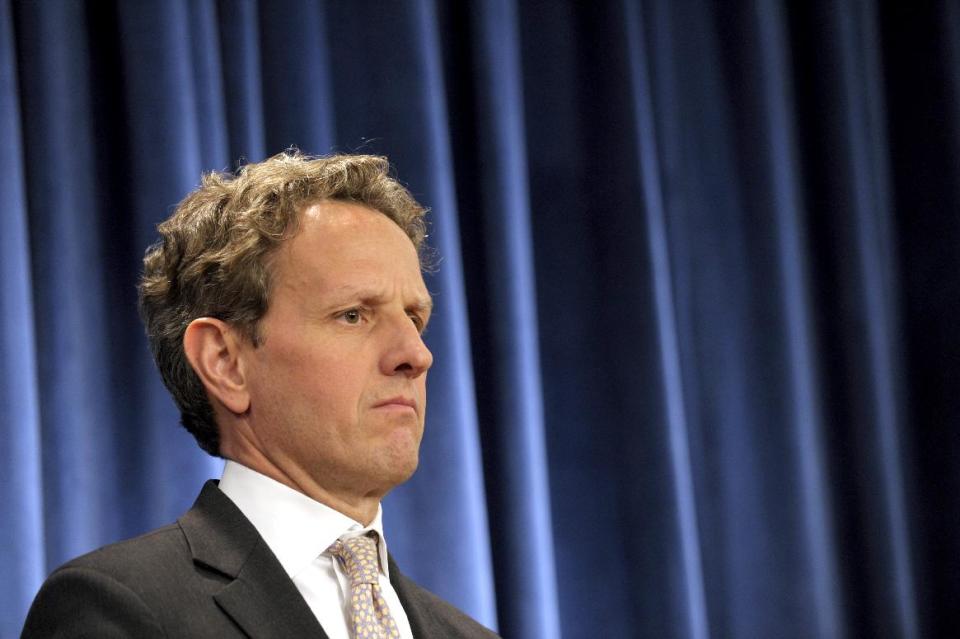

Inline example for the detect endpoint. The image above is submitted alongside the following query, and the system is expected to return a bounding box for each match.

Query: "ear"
[182,318,251,415]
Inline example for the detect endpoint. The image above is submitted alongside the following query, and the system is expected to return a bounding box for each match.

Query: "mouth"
[372,396,418,413]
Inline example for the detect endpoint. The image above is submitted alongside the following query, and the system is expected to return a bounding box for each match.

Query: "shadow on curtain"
[2,1,958,637]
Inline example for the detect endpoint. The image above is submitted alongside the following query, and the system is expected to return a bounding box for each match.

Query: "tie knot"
[330,533,381,586]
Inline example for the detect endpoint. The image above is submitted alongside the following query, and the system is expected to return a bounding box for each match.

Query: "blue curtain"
[2,1,957,637]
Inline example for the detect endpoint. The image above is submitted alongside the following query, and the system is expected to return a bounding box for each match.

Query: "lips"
[373,396,418,412]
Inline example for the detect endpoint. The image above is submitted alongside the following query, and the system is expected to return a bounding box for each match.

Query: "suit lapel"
[390,557,426,637]
[179,481,329,639]
[389,555,452,638]
[214,538,329,639]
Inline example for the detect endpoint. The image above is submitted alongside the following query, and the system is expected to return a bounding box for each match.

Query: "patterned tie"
[329,533,401,639]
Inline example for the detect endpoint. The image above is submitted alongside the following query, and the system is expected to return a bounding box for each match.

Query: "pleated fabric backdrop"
[2,1,958,637]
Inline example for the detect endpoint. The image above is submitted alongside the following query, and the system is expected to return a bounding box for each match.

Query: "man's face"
[242,200,433,505]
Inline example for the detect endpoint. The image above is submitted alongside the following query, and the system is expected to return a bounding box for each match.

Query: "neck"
[220,439,382,526]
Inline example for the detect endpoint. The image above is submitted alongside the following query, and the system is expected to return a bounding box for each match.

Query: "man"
[22,152,499,638]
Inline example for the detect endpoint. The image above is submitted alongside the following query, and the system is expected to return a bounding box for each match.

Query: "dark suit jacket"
[21,481,500,638]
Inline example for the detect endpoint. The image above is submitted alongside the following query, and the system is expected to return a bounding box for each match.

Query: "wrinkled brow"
[327,285,433,312]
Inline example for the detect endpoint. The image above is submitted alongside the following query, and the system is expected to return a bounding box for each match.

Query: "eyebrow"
[409,297,434,314]
[327,286,433,314]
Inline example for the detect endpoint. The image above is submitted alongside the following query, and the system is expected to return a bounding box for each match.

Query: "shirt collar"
[218,460,390,580]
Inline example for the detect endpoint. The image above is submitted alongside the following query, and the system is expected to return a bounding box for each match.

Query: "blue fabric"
[2,1,958,637]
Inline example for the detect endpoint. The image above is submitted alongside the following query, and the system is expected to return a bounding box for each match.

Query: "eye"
[339,308,364,325]
[409,313,427,334]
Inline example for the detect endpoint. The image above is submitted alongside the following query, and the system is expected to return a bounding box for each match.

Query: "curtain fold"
[3,2,959,637]
[623,2,708,637]
[258,0,334,154]
[750,3,842,637]
[217,0,266,162]
[833,3,918,636]
[462,0,560,636]
[14,0,129,562]
[0,3,44,637]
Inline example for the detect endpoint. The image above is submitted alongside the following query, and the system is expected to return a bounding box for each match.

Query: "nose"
[381,316,433,378]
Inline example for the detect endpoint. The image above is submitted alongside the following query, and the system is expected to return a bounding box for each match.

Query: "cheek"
[252,334,376,421]
[258,338,339,391]
[249,345,329,417]
[303,356,373,420]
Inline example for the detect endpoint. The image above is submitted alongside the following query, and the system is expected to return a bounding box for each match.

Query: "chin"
[372,428,422,485]
[382,453,420,488]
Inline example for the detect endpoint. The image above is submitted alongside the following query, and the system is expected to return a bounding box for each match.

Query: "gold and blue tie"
[329,533,401,639]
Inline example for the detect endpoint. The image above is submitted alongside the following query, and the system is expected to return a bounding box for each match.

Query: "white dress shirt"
[218,461,414,639]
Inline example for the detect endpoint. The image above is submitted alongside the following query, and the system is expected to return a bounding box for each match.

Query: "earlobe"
[182,318,251,415]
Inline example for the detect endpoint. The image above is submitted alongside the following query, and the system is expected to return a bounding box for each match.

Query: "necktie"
[329,533,401,639]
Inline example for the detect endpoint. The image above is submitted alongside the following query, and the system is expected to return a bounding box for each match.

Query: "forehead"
[272,200,428,296]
